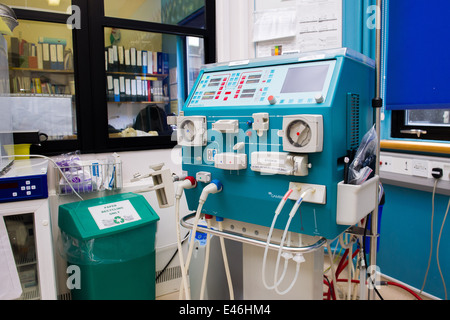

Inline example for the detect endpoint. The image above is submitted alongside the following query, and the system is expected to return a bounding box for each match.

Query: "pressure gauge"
[177,116,207,147]
[282,115,323,153]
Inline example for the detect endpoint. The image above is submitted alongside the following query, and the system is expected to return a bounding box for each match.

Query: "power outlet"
[288,182,326,204]
[412,159,429,178]
[379,155,393,172]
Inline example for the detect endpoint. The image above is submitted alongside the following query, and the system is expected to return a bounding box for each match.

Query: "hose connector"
[199,179,223,204]
[175,176,197,199]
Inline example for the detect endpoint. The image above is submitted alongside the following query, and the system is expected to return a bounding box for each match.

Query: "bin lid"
[58,192,160,240]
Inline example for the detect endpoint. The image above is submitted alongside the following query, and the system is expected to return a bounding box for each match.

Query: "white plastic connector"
[293,253,305,264]
[288,182,326,204]
[199,180,223,204]
[281,252,293,260]
[175,177,197,199]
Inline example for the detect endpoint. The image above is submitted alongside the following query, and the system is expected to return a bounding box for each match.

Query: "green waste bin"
[58,192,160,300]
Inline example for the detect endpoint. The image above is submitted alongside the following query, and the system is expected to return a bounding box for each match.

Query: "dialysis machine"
[176,48,377,299]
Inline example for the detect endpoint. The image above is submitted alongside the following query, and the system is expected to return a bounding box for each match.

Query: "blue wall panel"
[378,184,450,299]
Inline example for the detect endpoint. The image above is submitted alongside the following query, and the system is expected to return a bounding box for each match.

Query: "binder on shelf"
[36,43,43,69]
[137,50,142,74]
[142,51,148,74]
[147,51,153,75]
[42,43,51,69]
[113,77,120,102]
[136,77,143,101]
[106,75,114,101]
[130,48,137,73]
[124,49,131,73]
[50,44,58,70]
[118,46,125,72]
[125,77,131,102]
[157,52,162,74]
[107,47,113,72]
[163,52,169,75]
[112,45,119,72]
[105,49,108,71]
[152,52,157,74]
[119,76,126,101]
[56,44,64,70]
[106,46,118,72]
[131,78,137,102]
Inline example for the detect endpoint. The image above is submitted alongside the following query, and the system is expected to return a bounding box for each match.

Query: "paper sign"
[88,200,141,230]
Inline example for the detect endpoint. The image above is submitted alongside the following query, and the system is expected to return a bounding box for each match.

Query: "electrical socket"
[431,167,444,179]
[287,182,326,204]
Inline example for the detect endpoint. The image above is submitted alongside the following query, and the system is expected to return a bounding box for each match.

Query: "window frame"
[10,0,216,156]
[391,109,450,142]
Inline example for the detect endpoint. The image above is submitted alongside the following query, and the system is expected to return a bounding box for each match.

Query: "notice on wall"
[88,200,141,230]
[255,0,342,57]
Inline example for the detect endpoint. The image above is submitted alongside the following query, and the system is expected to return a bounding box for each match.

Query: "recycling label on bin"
[88,200,141,230]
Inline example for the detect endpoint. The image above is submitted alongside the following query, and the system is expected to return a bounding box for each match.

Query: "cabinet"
[0,199,57,300]
[103,29,175,139]
[5,20,77,142]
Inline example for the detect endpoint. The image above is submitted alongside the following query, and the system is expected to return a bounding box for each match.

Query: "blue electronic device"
[0,159,49,203]
[178,48,375,240]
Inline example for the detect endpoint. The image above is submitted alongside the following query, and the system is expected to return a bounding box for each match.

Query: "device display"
[281,65,330,94]
[187,60,336,108]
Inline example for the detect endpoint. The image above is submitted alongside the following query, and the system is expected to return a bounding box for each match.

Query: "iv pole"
[369,0,384,300]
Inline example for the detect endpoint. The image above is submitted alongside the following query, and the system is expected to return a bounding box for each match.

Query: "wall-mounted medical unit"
[178,48,375,240]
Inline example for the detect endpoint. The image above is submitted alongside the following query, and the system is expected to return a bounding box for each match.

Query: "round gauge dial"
[286,120,312,148]
[180,120,197,142]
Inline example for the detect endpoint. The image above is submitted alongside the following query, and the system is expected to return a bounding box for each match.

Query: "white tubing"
[175,198,191,300]
[218,221,234,300]
[273,214,295,291]
[200,218,212,300]
[261,189,294,290]
[275,255,304,295]
[181,201,204,300]
[262,194,290,290]
[271,188,314,295]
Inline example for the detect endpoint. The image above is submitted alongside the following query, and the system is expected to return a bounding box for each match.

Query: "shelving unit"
[10,67,75,96]
[5,0,216,154]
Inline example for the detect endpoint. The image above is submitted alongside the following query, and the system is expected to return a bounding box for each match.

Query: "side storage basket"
[54,160,122,195]
[336,175,379,226]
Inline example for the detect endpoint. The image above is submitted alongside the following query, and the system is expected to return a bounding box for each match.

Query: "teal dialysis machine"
[178,49,375,240]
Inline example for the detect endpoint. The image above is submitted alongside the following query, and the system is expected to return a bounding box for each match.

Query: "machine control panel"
[187,60,336,108]
[0,159,49,203]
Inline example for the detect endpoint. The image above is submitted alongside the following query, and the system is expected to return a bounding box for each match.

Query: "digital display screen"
[0,182,19,190]
[281,65,330,93]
